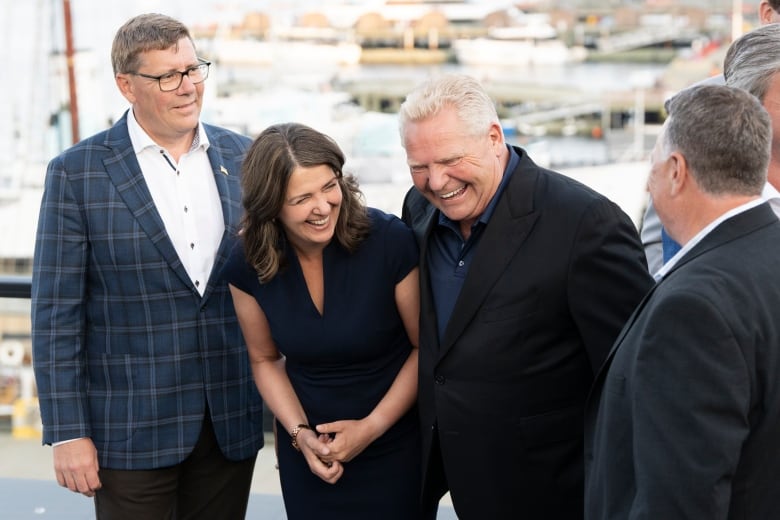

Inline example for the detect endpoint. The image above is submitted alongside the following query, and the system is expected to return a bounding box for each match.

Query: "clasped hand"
[297,419,378,484]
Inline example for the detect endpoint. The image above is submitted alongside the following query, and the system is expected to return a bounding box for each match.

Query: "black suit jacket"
[403,146,653,518]
[585,203,780,520]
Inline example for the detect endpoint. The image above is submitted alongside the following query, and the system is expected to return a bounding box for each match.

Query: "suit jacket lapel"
[202,135,243,300]
[415,201,442,353]
[101,114,250,298]
[439,158,540,357]
[102,114,193,291]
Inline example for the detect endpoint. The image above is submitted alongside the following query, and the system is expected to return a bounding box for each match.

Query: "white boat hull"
[453,38,586,67]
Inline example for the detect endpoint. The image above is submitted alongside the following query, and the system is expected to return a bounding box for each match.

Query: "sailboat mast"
[62,0,79,144]
[732,0,743,41]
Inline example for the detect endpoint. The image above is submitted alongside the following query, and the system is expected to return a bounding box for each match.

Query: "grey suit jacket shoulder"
[586,203,780,519]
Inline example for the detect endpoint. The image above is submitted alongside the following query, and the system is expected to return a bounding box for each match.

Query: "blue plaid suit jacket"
[31,111,264,470]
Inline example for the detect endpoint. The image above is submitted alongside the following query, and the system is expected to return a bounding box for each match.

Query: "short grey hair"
[724,23,780,100]
[398,74,502,144]
[663,84,769,196]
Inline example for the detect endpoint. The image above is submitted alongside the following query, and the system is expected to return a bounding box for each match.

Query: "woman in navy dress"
[223,123,422,519]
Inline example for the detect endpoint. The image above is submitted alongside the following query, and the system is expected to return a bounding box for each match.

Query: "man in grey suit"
[400,74,653,519]
[31,13,264,518]
[641,0,780,273]
[585,84,780,519]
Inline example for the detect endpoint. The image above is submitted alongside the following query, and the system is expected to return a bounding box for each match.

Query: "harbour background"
[0,1,761,517]
[1,0,733,181]
[0,0,754,430]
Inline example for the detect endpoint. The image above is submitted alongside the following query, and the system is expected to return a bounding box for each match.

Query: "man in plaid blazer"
[31,14,264,518]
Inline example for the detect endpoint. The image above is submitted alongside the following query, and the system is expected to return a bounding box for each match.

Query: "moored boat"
[453,25,587,67]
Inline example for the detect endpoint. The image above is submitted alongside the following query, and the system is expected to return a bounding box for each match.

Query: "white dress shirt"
[127,110,223,295]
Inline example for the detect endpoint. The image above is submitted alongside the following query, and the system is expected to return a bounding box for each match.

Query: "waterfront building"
[0,0,759,432]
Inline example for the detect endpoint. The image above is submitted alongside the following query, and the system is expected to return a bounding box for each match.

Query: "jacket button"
[434,375,445,384]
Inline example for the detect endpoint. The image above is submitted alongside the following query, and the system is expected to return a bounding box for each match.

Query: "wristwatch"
[290,423,312,452]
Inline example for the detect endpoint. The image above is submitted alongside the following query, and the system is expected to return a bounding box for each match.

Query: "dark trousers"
[94,413,257,520]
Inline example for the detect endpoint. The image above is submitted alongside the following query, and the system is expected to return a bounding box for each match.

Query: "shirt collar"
[126,108,209,155]
[654,197,765,281]
[762,181,780,215]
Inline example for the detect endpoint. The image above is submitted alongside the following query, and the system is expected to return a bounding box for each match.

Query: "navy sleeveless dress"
[224,208,422,519]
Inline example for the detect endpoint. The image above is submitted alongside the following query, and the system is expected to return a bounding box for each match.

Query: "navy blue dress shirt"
[661,227,682,263]
[429,145,520,339]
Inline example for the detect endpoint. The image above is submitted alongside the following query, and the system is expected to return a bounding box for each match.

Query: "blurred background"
[0,0,763,489]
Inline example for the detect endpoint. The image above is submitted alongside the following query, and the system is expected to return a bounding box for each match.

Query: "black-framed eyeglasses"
[129,58,211,92]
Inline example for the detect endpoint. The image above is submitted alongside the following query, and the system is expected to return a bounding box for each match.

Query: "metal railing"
[0,274,274,432]
[0,275,32,299]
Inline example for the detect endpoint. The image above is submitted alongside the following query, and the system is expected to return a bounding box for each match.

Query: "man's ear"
[115,74,136,104]
[668,151,689,197]
[759,0,776,25]
[488,122,504,155]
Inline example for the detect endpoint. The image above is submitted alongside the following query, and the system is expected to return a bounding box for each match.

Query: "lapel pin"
[220,165,229,176]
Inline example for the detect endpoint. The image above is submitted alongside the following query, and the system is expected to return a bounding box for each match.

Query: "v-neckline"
[291,245,327,318]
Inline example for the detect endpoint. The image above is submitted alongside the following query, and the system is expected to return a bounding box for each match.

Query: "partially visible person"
[641,5,780,272]
[586,84,780,520]
[725,22,780,195]
[651,22,780,268]
[31,13,264,519]
[224,123,422,519]
[399,74,654,519]
[639,200,666,272]
[760,0,780,24]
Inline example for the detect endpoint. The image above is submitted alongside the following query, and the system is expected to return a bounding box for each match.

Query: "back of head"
[111,13,193,75]
[664,84,770,196]
[724,23,780,100]
[398,74,500,143]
